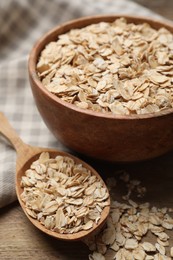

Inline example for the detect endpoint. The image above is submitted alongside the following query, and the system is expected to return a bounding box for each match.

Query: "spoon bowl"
[0,112,110,241]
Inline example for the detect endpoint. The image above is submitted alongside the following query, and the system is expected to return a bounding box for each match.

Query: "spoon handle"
[0,112,27,152]
[0,112,32,160]
[0,112,46,172]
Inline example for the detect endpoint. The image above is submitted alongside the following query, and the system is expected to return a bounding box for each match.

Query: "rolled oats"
[86,171,173,259]
[142,242,156,252]
[155,243,165,255]
[37,18,173,115]
[20,152,109,234]
[89,251,105,260]
[125,238,138,250]
[170,247,173,257]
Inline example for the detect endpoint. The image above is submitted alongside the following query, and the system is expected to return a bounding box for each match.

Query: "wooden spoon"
[0,112,110,241]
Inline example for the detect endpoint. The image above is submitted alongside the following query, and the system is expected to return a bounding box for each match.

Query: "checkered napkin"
[0,0,162,208]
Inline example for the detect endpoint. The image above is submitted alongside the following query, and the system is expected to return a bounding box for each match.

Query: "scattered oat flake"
[170,247,173,257]
[145,256,154,260]
[142,242,156,252]
[102,228,116,245]
[133,246,146,260]
[125,238,138,249]
[89,251,105,260]
[155,243,165,255]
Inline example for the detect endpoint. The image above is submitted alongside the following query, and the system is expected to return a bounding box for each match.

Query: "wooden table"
[132,0,173,20]
[1,2,173,259]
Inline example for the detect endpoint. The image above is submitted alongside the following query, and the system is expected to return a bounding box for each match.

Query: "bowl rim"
[28,14,173,120]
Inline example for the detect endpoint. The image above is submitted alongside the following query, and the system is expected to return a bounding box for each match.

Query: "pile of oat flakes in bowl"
[37,18,173,115]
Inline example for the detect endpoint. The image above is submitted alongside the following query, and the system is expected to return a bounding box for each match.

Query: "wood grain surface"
[1,1,173,259]
[133,0,173,20]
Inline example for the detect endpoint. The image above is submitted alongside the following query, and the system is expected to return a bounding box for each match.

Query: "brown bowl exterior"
[28,15,173,162]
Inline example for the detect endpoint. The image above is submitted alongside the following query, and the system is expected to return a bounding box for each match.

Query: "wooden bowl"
[28,15,173,162]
